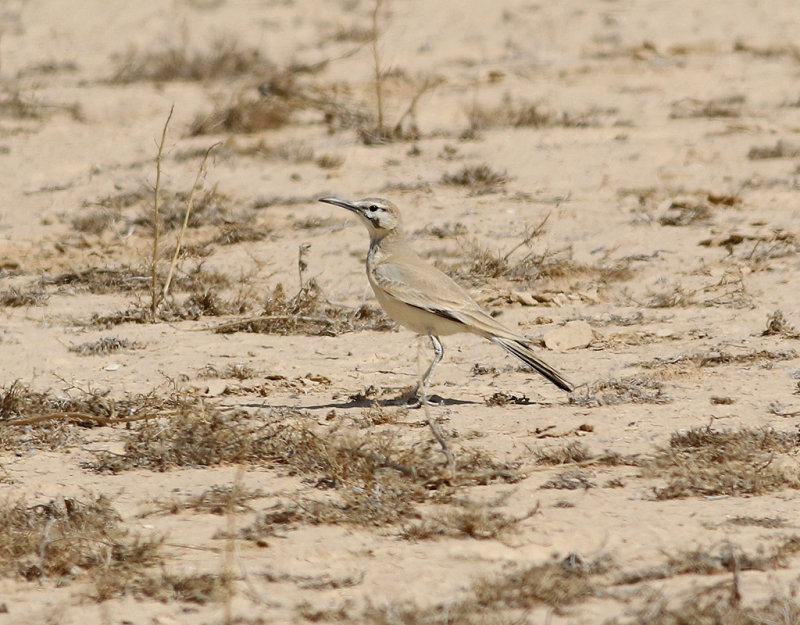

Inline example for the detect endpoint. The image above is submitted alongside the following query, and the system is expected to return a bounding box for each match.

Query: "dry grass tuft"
[453,236,633,289]
[210,222,269,246]
[111,39,273,83]
[638,347,797,370]
[190,95,295,135]
[0,286,49,307]
[140,484,264,517]
[726,515,787,528]
[401,498,536,541]
[659,200,713,226]
[198,362,260,380]
[0,86,83,121]
[616,537,800,585]
[441,164,507,195]
[360,600,504,625]
[670,95,746,118]
[41,263,229,299]
[83,184,236,236]
[120,571,231,605]
[356,553,611,623]
[87,403,266,473]
[71,206,122,235]
[485,391,530,406]
[540,469,597,490]
[232,419,523,536]
[212,280,394,336]
[0,87,44,119]
[643,271,752,309]
[239,487,419,536]
[763,310,800,339]
[42,267,152,294]
[535,441,592,465]
[747,139,800,160]
[473,554,611,611]
[569,377,671,407]
[467,95,602,132]
[414,221,468,239]
[642,426,800,499]
[68,336,142,356]
[134,186,231,232]
[616,581,800,625]
[0,381,200,432]
[0,494,161,589]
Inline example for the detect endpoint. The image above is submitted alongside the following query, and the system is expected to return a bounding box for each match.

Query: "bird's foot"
[405,395,446,408]
[399,386,445,408]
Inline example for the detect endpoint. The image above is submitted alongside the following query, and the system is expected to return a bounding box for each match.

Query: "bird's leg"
[404,332,445,407]
[421,332,443,391]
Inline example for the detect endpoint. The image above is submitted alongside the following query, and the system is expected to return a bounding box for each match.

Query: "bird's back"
[367,233,525,341]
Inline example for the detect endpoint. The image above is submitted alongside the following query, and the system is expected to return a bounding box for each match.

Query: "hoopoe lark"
[319,196,574,404]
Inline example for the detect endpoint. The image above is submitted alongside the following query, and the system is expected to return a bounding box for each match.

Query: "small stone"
[544,320,593,351]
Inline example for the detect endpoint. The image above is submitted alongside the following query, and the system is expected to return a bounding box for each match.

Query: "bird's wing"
[371,259,514,336]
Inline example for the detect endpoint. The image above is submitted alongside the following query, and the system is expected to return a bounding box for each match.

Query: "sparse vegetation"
[763,309,800,338]
[616,537,800,585]
[670,95,745,118]
[441,164,507,195]
[0,286,48,307]
[467,94,602,132]
[198,362,260,380]
[401,498,536,540]
[473,554,611,611]
[68,336,141,355]
[211,280,394,336]
[0,86,83,121]
[535,441,592,465]
[8,3,800,620]
[0,494,161,590]
[642,271,752,308]
[39,263,229,295]
[659,199,712,226]
[211,222,269,245]
[642,426,800,499]
[638,347,796,370]
[451,229,633,288]
[110,39,274,83]
[747,139,800,160]
[569,376,671,406]
[540,469,596,490]
[189,95,295,135]
[612,582,800,625]
[140,484,265,517]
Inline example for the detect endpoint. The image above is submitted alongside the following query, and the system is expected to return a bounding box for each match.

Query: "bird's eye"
[368,205,378,212]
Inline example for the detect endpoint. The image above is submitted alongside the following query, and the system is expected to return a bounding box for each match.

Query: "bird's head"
[318,197,401,240]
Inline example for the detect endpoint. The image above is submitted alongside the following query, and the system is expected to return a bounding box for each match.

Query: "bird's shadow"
[231,392,477,412]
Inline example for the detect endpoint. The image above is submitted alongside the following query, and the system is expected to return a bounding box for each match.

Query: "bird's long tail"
[491,337,574,392]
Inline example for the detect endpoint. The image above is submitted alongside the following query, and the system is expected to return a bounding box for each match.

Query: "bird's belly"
[372,286,466,336]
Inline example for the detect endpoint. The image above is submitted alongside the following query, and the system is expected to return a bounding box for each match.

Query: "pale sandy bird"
[319,197,574,404]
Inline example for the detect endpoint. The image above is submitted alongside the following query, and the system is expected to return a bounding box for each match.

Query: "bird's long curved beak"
[319,197,360,214]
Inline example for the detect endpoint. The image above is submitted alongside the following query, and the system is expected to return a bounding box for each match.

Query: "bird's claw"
[403,393,445,408]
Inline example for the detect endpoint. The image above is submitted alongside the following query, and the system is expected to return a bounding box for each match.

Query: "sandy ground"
[2,1,800,623]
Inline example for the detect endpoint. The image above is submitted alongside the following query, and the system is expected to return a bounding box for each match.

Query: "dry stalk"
[297,243,311,288]
[371,0,385,135]
[393,75,444,135]
[502,213,551,262]
[222,466,244,625]
[162,142,219,301]
[151,104,174,321]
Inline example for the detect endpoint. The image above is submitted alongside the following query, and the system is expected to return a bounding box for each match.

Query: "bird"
[318,196,574,405]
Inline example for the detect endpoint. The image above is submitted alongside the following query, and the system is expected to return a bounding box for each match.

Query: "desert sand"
[1,1,800,623]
